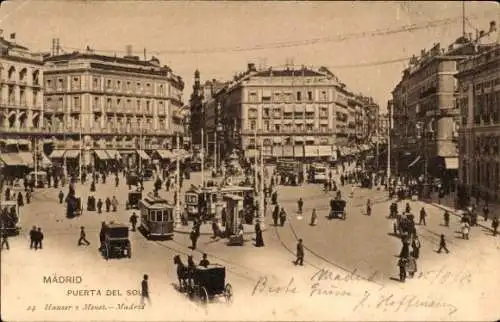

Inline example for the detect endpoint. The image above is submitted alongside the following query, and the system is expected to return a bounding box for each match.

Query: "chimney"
[247,63,256,72]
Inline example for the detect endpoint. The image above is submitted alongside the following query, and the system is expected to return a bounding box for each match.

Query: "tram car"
[0,200,20,236]
[139,193,174,239]
[329,199,346,220]
[184,185,254,221]
[126,189,142,209]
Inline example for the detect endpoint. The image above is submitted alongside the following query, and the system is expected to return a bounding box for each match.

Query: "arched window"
[32,70,40,85]
[19,68,27,82]
[8,66,16,80]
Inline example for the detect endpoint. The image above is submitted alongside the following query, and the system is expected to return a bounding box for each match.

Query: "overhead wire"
[56,9,495,56]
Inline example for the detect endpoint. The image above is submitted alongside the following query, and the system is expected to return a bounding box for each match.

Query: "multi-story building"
[0,33,44,165]
[203,79,228,164]
[213,64,340,161]
[456,42,500,201]
[391,37,479,185]
[43,49,184,170]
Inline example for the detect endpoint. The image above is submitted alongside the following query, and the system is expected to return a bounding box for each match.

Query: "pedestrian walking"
[90,181,96,192]
[294,239,304,266]
[279,208,287,226]
[297,198,303,214]
[407,255,417,278]
[437,234,449,254]
[411,236,421,259]
[58,190,64,204]
[29,226,37,249]
[130,212,138,231]
[105,197,111,212]
[35,227,44,250]
[443,211,450,227]
[399,234,410,258]
[398,257,408,282]
[492,217,499,236]
[97,198,103,213]
[461,222,470,240]
[190,227,199,250]
[366,199,372,216]
[483,205,489,221]
[111,196,118,212]
[255,222,264,247]
[78,226,91,246]
[140,274,151,306]
[310,208,317,226]
[418,207,427,225]
[115,175,119,187]
[272,205,279,226]
[0,230,9,250]
[405,203,411,213]
[26,190,31,204]
[17,192,24,207]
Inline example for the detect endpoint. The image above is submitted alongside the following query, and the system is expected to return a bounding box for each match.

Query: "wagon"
[188,264,233,304]
[0,200,20,236]
[126,190,142,209]
[329,199,346,220]
[102,223,131,260]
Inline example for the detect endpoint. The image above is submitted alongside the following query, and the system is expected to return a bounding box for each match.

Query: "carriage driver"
[199,253,210,267]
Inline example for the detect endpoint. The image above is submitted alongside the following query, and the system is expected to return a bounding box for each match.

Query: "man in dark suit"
[294,239,304,266]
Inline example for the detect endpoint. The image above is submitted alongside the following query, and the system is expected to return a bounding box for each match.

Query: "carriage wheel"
[224,284,233,304]
[127,246,132,258]
[105,245,110,260]
[199,286,208,304]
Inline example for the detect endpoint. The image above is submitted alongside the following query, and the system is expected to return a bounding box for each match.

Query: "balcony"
[241,127,334,135]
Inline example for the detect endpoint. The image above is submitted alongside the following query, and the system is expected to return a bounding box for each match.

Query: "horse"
[173,255,189,292]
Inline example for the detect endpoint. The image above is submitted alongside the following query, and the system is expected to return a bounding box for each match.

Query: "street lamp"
[416,121,429,198]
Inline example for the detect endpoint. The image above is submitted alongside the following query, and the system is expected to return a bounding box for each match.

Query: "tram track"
[272,220,384,287]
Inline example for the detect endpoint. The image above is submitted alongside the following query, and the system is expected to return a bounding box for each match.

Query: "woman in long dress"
[310,208,317,226]
[407,255,417,278]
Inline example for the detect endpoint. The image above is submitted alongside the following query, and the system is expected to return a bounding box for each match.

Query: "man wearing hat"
[78,226,90,246]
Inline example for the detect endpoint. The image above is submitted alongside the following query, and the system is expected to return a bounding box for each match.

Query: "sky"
[0,0,498,111]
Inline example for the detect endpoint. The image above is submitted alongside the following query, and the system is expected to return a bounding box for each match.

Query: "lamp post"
[201,127,205,188]
[417,121,429,197]
[258,138,265,228]
[175,133,181,227]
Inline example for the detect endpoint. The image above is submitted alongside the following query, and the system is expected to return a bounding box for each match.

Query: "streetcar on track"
[139,193,174,239]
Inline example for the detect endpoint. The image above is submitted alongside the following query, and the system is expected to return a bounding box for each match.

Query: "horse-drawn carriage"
[0,200,20,236]
[329,199,346,220]
[174,255,233,305]
[102,223,131,259]
[66,195,82,217]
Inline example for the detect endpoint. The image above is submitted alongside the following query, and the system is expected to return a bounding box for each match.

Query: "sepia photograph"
[0,0,499,321]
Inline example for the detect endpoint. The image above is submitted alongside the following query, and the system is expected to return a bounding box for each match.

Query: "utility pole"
[213,131,217,172]
[376,110,380,173]
[175,134,181,227]
[79,123,83,181]
[253,129,258,193]
[387,104,392,184]
[201,127,205,188]
[258,138,265,228]
[34,138,38,187]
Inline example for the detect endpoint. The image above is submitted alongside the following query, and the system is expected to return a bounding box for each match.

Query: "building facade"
[456,43,500,201]
[391,38,477,183]
[43,50,184,169]
[0,33,44,158]
[213,64,341,161]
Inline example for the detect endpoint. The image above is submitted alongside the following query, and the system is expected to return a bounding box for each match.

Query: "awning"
[50,150,65,159]
[294,145,304,157]
[119,150,135,155]
[408,155,421,168]
[284,106,294,113]
[294,136,304,143]
[106,150,120,159]
[283,120,292,125]
[283,146,294,157]
[0,139,18,145]
[304,145,318,157]
[137,150,151,160]
[94,150,112,160]
[318,145,333,156]
[294,119,303,124]
[305,136,315,142]
[272,137,282,144]
[320,119,328,124]
[18,152,34,167]
[17,139,31,146]
[64,150,80,159]
[444,157,458,170]
[305,106,315,113]
[245,149,258,158]
[305,119,314,124]
[0,153,25,166]
[294,106,304,113]
[156,149,174,159]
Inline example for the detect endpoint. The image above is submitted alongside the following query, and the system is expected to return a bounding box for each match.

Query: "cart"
[187,264,233,305]
[329,199,346,220]
[0,200,20,236]
[102,223,131,260]
[126,190,142,209]
[126,172,139,186]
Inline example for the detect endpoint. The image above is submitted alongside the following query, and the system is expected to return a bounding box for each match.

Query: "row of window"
[44,96,168,114]
[247,121,330,132]
[1,66,41,85]
[247,107,329,119]
[248,90,329,103]
[473,91,500,125]
[472,78,500,92]
[248,138,330,146]
[45,77,166,96]
[3,86,40,106]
